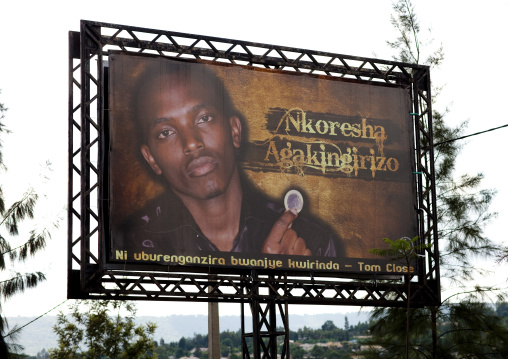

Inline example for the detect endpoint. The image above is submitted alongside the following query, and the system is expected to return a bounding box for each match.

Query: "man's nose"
[182,127,204,154]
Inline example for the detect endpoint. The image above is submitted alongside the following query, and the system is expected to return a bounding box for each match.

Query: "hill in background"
[7,311,370,356]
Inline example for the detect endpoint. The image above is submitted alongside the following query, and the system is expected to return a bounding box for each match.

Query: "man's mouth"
[186,156,218,177]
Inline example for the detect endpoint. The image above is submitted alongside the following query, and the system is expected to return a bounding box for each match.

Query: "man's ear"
[140,145,162,175]
[229,116,242,149]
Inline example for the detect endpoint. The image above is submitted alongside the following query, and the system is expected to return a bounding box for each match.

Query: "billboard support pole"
[208,303,220,359]
[208,276,220,359]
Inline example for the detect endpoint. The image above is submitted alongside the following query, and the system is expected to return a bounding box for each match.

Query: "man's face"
[138,74,241,201]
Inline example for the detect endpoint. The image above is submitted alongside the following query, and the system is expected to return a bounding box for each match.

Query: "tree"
[291,345,306,359]
[0,91,57,358]
[370,236,431,358]
[344,316,350,341]
[49,300,157,359]
[178,337,187,350]
[321,320,337,331]
[496,302,508,323]
[365,302,508,359]
[385,0,498,286]
[323,348,341,359]
[36,349,50,359]
[363,1,508,358]
[174,347,186,358]
[220,337,234,357]
[310,345,325,359]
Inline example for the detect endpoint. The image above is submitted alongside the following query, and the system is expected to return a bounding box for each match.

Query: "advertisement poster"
[107,51,417,274]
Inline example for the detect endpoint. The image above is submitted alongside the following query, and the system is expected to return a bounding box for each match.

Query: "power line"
[3,299,68,339]
[434,123,508,147]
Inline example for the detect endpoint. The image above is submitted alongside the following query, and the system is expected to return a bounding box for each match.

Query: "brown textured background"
[108,53,416,259]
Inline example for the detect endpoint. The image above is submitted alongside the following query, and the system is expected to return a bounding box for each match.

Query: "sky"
[1,0,507,321]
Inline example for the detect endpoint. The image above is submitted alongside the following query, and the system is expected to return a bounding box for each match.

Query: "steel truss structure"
[68,20,440,359]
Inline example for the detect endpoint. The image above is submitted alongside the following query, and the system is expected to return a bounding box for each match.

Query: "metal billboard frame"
[68,20,440,309]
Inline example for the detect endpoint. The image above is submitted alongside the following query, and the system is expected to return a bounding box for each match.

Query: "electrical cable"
[434,123,508,147]
[3,299,69,338]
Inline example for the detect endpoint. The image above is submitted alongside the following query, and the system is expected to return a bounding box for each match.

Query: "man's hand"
[262,209,312,256]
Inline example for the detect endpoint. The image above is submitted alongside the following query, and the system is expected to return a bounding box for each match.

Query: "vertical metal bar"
[422,70,440,302]
[412,76,425,287]
[420,73,432,286]
[251,269,260,359]
[283,301,289,359]
[79,21,91,289]
[79,20,102,288]
[96,27,105,267]
[276,298,290,359]
[241,301,249,359]
[269,300,276,359]
[251,300,260,359]
[68,31,78,297]
[280,274,290,359]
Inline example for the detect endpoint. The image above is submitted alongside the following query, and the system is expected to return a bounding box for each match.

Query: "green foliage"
[365,1,507,358]
[388,0,499,284]
[446,302,508,357]
[363,302,508,358]
[387,0,443,68]
[310,344,325,359]
[0,91,58,358]
[151,319,367,359]
[496,302,508,323]
[36,349,49,359]
[49,300,157,359]
[154,331,211,359]
[292,321,367,344]
[291,345,306,359]
[370,236,429,266]
[220,337,234,357]
[324,347,349,359]
[389,0,500,279]
[321,320,337,331]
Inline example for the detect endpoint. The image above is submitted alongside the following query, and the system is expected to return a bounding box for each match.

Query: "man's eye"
[158,129,175,139]
[197,115,213,124]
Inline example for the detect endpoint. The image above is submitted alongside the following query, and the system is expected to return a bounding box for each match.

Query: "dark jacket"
[113,187,341,258]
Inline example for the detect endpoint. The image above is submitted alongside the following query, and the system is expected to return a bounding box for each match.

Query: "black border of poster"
[68,20,440,307]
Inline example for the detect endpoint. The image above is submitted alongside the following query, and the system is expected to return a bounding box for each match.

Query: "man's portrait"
[107,51,416,271]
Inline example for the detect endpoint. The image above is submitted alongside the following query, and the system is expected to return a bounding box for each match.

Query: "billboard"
[107,51,417,274]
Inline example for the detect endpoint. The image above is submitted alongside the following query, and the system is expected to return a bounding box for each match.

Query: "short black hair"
[132,57,239,145]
